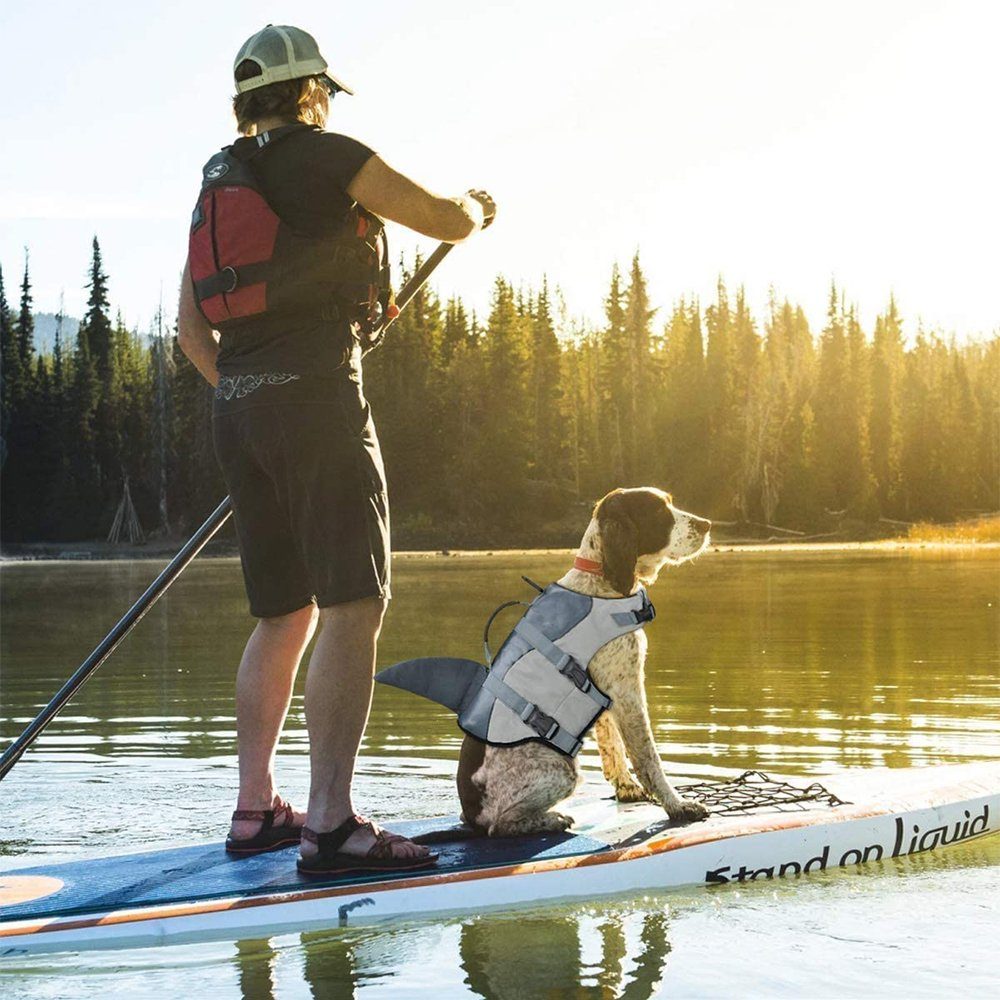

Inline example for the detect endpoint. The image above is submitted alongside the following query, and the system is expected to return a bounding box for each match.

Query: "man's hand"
[467,189,497,228]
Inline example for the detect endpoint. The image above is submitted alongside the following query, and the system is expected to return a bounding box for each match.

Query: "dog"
[456,487,712,836]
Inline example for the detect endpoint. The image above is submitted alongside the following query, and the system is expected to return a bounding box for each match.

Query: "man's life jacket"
[188,127,395,348]
[375,580,656,757]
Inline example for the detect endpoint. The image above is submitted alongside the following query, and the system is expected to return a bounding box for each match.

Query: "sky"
[1,0,998,340]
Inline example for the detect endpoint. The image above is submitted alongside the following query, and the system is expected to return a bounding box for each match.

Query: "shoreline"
[2,539,998,565]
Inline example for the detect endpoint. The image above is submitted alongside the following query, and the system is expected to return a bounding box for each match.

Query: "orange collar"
[573,555,603,575]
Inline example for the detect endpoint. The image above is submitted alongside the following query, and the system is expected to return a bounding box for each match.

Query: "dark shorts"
[212,376,391,618]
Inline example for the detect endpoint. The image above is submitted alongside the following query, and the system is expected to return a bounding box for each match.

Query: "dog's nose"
[693,516,711,535]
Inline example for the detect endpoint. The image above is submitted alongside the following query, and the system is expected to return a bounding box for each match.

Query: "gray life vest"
[375,581,655,756]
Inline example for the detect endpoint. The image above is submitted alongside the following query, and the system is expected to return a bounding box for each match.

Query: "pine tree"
[730,287,766,515]
[478,276,532,530]
[598,264,627,482]
[814,283,852,512]
[41,295,79,537]
[365,253,446,522]
[79,240,121,515]
[16,253,36,375]
[1,255,43,539]
[704,279,745,513]
[899,331,949,519]
[658,298,706,500]
[756,296,817,524]
[869,296,905,516]
[529,278,565,498]
[622,253,656,482]
[844,304,876,516]
[66,326,102,536]
[938,348,980,516]
[972,338,1000,512]
[81,237,113,380]
[150,303,175,533]
[438,317,488,534]
[440,296,471,367]
[32,354,58,536]
[0,264,21,466]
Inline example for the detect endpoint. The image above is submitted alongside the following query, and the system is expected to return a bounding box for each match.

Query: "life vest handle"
[482,599,530,666]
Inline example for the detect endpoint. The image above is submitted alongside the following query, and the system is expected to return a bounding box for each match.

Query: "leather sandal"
[225,796,303,855]
[297,814,439,877]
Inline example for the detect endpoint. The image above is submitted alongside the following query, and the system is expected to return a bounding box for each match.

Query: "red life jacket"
[188,127,395,344]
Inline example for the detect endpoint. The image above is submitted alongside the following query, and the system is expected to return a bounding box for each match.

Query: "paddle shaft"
[0,241,454,781]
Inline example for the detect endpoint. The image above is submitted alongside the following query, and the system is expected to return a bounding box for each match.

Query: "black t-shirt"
[213,124,376,380]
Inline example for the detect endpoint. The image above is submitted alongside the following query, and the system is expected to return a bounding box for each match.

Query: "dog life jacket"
[188,126,396,346]
[375,581,655,757]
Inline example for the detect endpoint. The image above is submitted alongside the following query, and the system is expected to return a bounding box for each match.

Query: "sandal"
[225,796,303,855]
[297,814,440,877]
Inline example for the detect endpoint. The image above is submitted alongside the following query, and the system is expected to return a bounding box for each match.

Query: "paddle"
[0,241,455,781]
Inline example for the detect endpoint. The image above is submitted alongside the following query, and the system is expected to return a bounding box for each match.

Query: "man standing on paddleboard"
[177,24,495,875]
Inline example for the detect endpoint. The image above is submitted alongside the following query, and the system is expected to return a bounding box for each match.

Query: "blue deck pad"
[1,817,611,923]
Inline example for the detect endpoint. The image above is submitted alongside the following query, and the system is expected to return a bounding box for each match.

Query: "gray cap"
[233,24,354,96]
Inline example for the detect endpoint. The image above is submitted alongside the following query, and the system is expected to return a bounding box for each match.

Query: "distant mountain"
[31,313,81,355]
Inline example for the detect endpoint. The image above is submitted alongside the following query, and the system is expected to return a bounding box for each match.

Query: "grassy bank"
[907,514,1000,544]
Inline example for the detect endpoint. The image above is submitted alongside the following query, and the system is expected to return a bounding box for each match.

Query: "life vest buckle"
[557,654,592,694]
[520,704,559,741]
[220,266,239,294]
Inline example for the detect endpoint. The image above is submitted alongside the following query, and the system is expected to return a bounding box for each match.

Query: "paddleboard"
[1,762,996,956]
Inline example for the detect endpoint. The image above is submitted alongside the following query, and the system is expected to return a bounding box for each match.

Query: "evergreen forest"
[1,239,997,547]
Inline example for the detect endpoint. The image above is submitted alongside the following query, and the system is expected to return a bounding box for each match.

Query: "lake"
[1,548,998,997]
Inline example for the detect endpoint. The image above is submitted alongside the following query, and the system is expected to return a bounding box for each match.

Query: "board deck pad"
[0,819,610,923]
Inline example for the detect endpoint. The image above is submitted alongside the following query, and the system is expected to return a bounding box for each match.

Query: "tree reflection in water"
[230,897,674,1000]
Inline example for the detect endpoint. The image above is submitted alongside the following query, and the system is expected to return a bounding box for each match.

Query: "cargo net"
[677,770,848,816]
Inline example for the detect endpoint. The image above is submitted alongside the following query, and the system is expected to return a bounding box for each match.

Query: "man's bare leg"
[300,596,428,860]
[230,604,317,840]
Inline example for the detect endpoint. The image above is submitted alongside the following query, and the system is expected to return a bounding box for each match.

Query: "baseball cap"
[233,24,354,96]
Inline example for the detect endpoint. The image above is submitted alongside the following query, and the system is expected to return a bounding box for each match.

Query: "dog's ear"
[596,491,639,595]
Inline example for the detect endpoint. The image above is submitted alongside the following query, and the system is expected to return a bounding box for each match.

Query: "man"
[178,24,495,875]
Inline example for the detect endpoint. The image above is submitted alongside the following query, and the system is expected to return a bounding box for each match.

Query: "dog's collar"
[573,555,603,575]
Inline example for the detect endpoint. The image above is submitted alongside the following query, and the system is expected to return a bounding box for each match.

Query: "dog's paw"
[666,797,710,824]
[551,812,575,831]
[613,780,650,803]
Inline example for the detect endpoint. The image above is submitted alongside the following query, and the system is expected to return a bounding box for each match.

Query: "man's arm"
[347,156,493,242]
[177,259,220,387]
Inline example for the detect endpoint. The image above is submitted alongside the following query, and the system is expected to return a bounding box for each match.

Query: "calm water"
[1,549,998,998]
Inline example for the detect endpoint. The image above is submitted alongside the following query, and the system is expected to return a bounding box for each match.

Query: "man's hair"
[232,60,328,136]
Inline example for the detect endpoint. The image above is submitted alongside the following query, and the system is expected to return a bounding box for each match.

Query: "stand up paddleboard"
[1,763,996,956]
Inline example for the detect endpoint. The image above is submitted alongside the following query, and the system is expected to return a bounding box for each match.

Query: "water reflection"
[234,938,280,1000]
[2,551,997,775]
[228,900,674,1000]
[456,906,671,1000]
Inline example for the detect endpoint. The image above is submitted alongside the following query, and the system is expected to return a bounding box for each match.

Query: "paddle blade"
[376,657,487,715]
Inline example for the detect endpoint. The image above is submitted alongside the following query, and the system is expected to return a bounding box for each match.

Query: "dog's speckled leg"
[594,713,649,802]
[608,692,709,823]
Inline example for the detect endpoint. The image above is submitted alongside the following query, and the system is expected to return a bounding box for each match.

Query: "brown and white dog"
[456,487,712,836]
